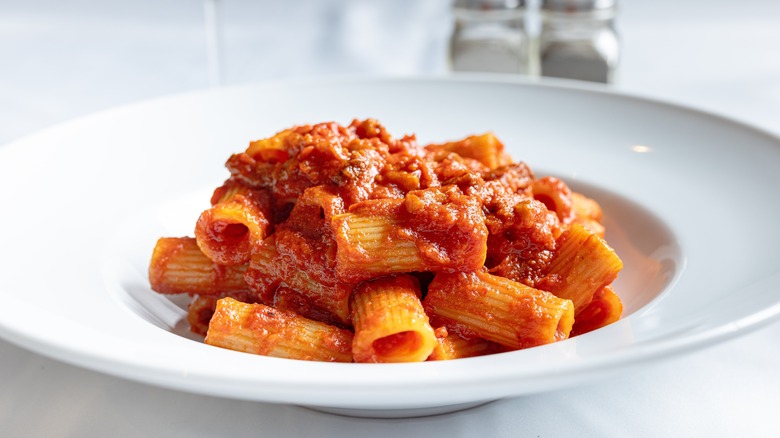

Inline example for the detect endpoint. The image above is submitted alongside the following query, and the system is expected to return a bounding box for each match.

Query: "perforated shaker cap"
[541,0,616,12]
[454,0,526,10]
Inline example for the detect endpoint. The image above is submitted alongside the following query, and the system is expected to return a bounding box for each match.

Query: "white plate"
[1,77,779,418]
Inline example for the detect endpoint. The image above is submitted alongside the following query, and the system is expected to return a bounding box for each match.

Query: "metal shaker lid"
[540,0,616,12]
[454,0,526,10]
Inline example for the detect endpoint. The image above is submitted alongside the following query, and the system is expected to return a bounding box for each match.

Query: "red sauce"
[154,118,622,361]
[227,119,567,305]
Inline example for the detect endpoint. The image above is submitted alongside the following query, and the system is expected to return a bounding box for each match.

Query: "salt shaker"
[538,0,620,83]
[449,0,530,74]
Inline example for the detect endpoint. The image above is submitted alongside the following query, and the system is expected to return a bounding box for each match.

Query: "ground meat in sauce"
[225,119,567,321]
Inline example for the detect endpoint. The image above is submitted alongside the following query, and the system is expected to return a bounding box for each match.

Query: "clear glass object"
[449,0,530,74]
[203,0,225,87]
[538,0,620,83]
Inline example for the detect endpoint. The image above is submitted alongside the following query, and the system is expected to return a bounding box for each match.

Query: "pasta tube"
[570,286,623,336]
[350,275,437,363]
[187,291,258,336]
[571,192,605,237]
[148,237,248,296]
[245,236,352,326]
[195,180,272,265]
[333,187,488,282]
[187,295,219,336]
[538,223,623,312]
[427,133,511,170]
[245,129,295,163]
[423,271,575,350]
[333,203,424,282]
[427,327,504,361]
[205,298,353,362]
[531,176,574,224]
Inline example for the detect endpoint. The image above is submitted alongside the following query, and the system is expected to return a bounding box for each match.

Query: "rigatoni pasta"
[424,271,575,350]
[148,119,624,362]
[194,180,273,265]
[427,327,505,361]
[537,223,623,313]
[205,297,353,362]
[149,237,249,296]
[350,274,437,363]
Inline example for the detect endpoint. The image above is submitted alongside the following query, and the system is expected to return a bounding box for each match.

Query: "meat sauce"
[232,119,559,309]
[148,118,625,361]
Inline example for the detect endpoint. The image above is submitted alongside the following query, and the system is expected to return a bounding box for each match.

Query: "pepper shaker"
[449,0,530,74]
[538,0,620,83]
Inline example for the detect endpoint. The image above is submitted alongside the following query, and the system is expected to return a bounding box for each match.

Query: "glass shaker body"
[538,1,619,83]
[450,0,530,74]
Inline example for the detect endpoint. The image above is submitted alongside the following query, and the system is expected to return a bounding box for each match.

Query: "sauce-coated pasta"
[148,119,623,362]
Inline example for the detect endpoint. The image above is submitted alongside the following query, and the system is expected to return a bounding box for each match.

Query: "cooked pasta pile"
[148,119,623,362]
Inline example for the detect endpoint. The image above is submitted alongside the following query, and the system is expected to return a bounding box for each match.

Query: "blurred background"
[2,0,780,147]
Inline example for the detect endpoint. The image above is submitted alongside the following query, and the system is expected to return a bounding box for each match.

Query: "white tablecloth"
[1,0,779,436]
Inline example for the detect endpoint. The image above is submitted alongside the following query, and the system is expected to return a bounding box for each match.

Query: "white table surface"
[1,0,779,436]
